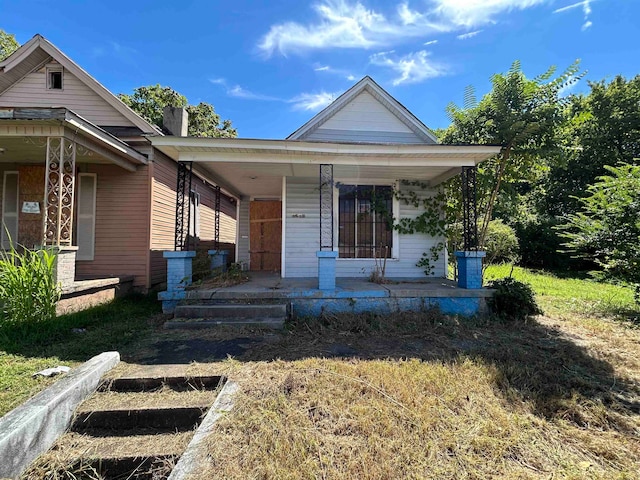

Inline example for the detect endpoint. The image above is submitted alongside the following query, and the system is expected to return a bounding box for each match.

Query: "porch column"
[44,137,77,289]
[317,164,337,290]
[456,165,485,289]
[174,161,193,251]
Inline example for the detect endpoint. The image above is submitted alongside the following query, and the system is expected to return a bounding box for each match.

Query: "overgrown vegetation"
[0,245,61,326]
[0,295,160,416]
[487,276,542,321]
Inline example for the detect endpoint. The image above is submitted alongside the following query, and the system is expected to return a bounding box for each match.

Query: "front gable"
[0,60,135,127]
[288,76,437,144]
[0,35,157,134]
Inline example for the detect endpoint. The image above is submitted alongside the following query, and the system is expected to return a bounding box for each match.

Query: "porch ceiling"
[152,137,500,198]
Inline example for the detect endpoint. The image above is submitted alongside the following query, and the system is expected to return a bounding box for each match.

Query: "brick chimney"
[162,106,188,136]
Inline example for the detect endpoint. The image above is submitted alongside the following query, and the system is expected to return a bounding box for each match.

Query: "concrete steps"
[167,303,287,329]
[27,366,226,480]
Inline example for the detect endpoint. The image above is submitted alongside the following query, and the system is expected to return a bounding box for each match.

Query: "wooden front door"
[249,201,282,272]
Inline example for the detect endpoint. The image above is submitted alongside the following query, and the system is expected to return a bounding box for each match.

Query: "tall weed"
[0,245,61,325]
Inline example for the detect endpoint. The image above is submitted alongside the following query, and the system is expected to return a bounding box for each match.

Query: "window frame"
[46,66,63,90]
[76,173,97,261]
[1,171,19,249]
[334,180,399,260]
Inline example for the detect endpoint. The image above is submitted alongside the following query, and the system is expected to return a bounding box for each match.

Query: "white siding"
[0,62,135,127]
[303,91,427,144]
[237,200,250,267]
[284,178,446,278]
[285,177,319,277]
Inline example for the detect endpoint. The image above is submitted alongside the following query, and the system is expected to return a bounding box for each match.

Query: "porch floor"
[186,272,491,301]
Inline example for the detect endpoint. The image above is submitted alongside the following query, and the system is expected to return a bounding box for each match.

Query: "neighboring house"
[153,77,498,290]
[0,34,237,295]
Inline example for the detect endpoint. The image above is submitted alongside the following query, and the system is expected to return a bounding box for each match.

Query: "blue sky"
[1,0,637,138]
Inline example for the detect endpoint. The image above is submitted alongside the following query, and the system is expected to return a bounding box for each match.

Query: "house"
[0,35,237,307]
[153,76,498,312]
[0,34,499,317]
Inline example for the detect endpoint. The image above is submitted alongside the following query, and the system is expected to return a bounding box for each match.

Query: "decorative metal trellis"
[214,185,221,251]
[319,164,334,251]
[44,137,76,246]
[174,161,193,251]
[461,165,478,251]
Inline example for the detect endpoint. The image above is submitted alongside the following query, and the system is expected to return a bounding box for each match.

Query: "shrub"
[0,245,61,325]
[484,219,519,265]
[487,277,542,321]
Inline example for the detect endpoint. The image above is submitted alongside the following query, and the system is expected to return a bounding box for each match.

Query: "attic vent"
[46,67,63,90]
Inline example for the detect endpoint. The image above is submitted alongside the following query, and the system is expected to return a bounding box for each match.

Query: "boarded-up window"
[1,172,19,249]
[76,173,96,260]
[338,184,393,258]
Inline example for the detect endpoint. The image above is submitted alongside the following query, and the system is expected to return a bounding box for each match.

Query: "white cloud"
[553,0,594,30]
[209,77,227,85]
[315,65,331,71]
[228,85,281,101]
[432,0,546,28]
[347,74,357,81]
[289,91,340,111]
[370,50,446,85]
[258,0,550,56]
[456,30,483,40]
[423,39,438,45]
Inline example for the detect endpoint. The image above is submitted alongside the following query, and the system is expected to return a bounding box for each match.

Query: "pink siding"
[149,153,237,287]
[75,164,151,289]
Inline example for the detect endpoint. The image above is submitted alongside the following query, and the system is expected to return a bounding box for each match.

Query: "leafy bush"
[0,245,61,325]
[484,219,519,264]
[487,277,542,321]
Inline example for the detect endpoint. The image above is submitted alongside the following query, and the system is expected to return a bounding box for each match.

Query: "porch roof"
[0,107,148,171]
[151,136,500,199]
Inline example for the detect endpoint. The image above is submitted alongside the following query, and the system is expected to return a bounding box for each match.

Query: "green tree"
[119,84,236,138]
[543,75,640,216]
[442,61,582,245]
[561,163,640,300]
[0,30,19,61]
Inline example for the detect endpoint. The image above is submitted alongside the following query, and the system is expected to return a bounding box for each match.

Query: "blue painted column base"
[158,250,196,314]
[208,250,229,274]
[455,250,486,289]
[317,250,338,291]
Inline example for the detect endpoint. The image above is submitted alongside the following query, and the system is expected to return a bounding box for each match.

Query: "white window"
[46,66,63,90]
[1,172,19,249]
[189,190,200,238]
[338,184,394,259]
[76,173,96,260]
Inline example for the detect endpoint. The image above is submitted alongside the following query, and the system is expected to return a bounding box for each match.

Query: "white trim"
[234,200,240,263]
[1,171,19,249]
[76,173,96,261]
[287,76,438,143]
[46,66,63,90]
[281,176,286,278]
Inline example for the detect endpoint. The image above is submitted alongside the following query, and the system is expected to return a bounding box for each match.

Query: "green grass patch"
[485,264,637,319]
[0,294,161,417]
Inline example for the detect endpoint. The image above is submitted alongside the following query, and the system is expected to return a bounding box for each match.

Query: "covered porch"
[154,137,499,316]
[0,107,147,305]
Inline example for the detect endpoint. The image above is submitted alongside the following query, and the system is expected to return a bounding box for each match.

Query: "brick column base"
[51,246,78,290]
[158,251,196,314]
[455,251,486,289]
[317,251,338,291]
[208,250,229,274]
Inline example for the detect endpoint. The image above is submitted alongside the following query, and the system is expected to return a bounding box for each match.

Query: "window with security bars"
[338,185,393,258]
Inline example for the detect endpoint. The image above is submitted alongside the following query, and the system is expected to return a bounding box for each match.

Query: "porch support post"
[317,164,336,290]
[456,165,484,289]
[44,137,77,288]
[174,161,193,251]
[44,137,75,246]
[159,250,196,314]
